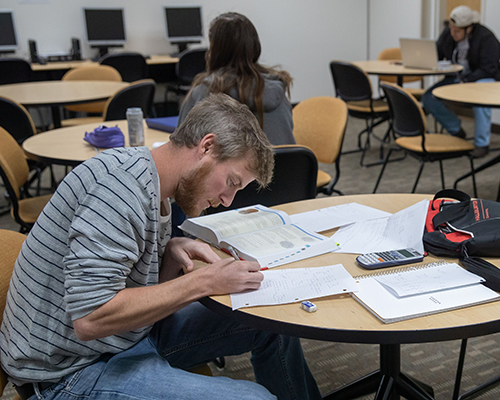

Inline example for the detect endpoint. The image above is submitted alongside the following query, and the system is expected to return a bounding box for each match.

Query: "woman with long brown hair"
[178,12,295,145]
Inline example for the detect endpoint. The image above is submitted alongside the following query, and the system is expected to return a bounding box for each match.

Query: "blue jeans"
[31,303,321,400]
[422,76,494,147]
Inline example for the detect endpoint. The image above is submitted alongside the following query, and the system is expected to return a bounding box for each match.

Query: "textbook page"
[222,225,340,269]
[290,203,392,233]
[180,205,291,245]
[331,199,428,254]
[230,264,358,310]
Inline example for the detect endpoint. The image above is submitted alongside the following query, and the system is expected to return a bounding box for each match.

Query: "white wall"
[3,0,368,103]
[368,0,422,60]
[483,0,500,124]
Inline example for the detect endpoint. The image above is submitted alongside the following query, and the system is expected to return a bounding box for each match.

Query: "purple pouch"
[84,125,125,148]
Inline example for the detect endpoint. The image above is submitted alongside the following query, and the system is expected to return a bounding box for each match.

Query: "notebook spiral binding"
[353,260,447,280]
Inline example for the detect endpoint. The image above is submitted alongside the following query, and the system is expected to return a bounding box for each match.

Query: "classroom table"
[354,60,462,86]
[199,194,500,400]
[30,55,178,71]
[30,55,180,81]
[22,119,170,167]
[433,82,500,200]
[0,80,129,129]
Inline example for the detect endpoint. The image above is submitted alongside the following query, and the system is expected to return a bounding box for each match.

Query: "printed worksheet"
[331,200,428,254]
[230,264,358,310]
[290,203,392,232]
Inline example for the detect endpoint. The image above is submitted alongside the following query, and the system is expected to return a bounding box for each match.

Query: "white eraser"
[301,301,317,313]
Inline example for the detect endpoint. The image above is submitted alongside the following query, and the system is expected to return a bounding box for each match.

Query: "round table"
[23,120,170,167]
[199,194,500,400]
[433,82,500,200]
[0,81,129,128]
[354,60,462,86]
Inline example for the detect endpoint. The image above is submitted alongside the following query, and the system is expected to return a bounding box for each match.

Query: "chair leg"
[452,339,468,400]
[469,158,477,198]
[373,149,393,193]
[412,161,426,193]
[439,160,445,189]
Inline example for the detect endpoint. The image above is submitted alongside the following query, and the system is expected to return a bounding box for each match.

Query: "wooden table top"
[23,120,170,166]
[200,194,500,345]
[31,55,179,71]
[432,82,500,108]
[0,81,130,107]
[354,60,462,76]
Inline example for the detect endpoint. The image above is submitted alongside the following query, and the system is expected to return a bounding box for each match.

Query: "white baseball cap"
[449,5,475,28]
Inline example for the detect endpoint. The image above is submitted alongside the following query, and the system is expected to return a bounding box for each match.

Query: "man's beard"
[174,162,217,217]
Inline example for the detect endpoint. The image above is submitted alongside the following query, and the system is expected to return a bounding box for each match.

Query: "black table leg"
[323,344,435,400]
[51,105,62,129]
[454,154,500,190]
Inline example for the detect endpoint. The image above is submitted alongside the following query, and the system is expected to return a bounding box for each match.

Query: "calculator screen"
[398,249,413,257]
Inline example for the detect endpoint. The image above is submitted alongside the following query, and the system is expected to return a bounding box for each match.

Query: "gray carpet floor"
[1,115,500,399]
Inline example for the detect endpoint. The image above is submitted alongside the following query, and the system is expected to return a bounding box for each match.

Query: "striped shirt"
[0,147,171,383]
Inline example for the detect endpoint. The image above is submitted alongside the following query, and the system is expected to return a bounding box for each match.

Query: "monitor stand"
[170,40,201,56]
[91,44,124,60]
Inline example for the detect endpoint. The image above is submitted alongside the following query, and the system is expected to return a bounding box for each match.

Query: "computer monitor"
[0,10,18,54]
[164,7,203,54]
[84,8,126,58]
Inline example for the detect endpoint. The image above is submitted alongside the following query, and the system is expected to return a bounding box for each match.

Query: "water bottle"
[126,108,145,146]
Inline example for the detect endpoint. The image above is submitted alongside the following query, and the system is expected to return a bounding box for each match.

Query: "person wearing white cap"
[422,5,500,158]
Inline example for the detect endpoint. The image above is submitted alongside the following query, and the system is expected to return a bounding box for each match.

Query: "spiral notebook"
[352,261,500,324]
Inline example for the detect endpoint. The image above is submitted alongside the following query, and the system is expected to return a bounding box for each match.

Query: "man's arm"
[72,240,263,341]
[464,33,500,82]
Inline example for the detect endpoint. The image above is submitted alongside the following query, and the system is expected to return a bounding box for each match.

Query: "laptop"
[399,38,452,70]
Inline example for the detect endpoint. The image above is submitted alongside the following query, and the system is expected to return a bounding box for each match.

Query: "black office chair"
[104,80,156,121]
[373,82,476,195]
[0,58,32,85]
[0,96,54,194]
[207,145,318,214]
[100,52,148,82]
[165,48,207,113]
[330,61,391,167]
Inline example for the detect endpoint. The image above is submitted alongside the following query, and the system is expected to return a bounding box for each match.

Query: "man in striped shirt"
[1,93,322,400]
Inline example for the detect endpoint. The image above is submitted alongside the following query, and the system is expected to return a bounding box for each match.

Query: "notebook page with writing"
[374,262,484,298]
[352,261,500,324]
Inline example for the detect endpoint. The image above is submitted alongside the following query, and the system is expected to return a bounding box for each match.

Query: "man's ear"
[198,133,217,158]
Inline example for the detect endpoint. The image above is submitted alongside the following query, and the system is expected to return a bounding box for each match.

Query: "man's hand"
[160,237,221,281]
[203,258,264,295]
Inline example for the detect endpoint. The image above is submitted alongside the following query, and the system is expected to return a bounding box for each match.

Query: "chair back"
[207,145,318,214]
[0,126,29,200]
[377,48,423,84]
[99,52,148,82]
[0,58,32,85]
[62,65,123,113]
[0,229,26,396]
[104,80,156,121]
[293,97,348,164]
[176,48,207,85]
[380,82,426,138]
[329,61,373,102]
[0,96,37,144]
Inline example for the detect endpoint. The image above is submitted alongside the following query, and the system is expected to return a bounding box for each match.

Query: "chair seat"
[14,194,52,223]
[396,133,474,153]
[61,116,103,127]
[317,170,332,188]
[346,99,389,113]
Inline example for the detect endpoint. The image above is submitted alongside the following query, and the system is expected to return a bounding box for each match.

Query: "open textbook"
[352,261,500,323]
[179,205,340,269]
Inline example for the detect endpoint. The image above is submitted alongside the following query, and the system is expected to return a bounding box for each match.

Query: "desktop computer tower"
[71,38,81,61]
[28,39,39,63]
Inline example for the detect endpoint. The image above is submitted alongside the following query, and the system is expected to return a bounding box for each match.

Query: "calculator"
[356,248,424,270]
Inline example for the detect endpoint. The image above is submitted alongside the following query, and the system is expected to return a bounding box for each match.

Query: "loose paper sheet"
[290,203,392,233]
[230,264,357,310]
[331,200,429,254]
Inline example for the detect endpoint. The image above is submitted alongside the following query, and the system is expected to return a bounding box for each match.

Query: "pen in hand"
[227,246,240,261]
